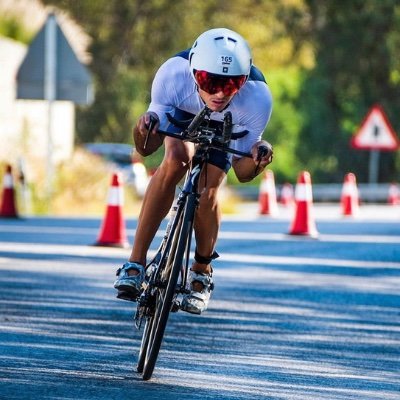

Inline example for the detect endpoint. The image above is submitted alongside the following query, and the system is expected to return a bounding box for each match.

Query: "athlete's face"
[198,89,234,112]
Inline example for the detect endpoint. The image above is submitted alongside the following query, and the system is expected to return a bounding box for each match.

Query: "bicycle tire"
[142,212,185,380]
[136,206,184,372]
[136,316,154,373]
[142,195,196,380]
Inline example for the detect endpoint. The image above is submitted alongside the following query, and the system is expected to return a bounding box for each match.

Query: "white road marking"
[0,242,399,269]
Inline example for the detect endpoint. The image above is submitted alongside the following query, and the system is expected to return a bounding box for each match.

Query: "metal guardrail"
[232,183,395,203]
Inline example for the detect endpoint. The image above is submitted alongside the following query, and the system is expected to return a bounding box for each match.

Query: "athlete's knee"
[158,151,190,183]
[199,187,219,208]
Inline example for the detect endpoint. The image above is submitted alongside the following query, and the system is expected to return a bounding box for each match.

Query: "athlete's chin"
[208,101,228,112]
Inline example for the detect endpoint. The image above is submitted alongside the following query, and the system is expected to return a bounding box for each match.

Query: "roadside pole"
[44,14,57,199]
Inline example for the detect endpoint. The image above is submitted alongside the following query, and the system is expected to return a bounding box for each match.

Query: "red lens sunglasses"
[194,70,247,96]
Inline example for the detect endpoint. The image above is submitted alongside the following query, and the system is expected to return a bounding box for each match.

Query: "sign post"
[350,105,399,184]
[16,12,94,200]
[44,14,57,196]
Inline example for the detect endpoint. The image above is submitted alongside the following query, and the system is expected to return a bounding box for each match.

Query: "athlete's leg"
[181,164,226,313]
[192,164,226,276]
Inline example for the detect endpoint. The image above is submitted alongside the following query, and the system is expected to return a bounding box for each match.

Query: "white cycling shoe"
[181,270,214,315]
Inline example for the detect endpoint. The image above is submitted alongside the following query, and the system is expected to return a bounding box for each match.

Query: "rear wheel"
[142,197,195,380]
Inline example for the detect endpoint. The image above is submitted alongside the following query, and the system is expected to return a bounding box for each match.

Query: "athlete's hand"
[133,112,163,156]
[137,112,159,135]
[251,140,273,168]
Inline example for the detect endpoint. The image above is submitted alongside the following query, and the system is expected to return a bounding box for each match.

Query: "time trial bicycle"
[118,105,268,380]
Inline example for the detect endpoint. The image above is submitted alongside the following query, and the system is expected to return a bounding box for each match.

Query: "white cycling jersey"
[148,50,272,156]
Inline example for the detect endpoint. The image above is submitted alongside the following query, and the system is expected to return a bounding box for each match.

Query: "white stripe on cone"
[107,186,124,206]
[342,182,357,196]
[295,183,313,202]
[3,174,13,189]
[260,178,274,193]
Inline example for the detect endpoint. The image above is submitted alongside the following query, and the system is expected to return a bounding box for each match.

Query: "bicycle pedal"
[171,301,180,313]
[117,290,137,302]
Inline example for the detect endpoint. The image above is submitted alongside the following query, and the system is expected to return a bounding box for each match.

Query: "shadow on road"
[1,257,399,399]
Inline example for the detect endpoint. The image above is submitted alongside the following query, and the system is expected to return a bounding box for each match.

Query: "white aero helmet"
[189,28,252,76]
[189,28,252,96]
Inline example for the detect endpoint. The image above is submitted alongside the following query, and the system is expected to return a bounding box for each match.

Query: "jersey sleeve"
[147,58,181,129]
[232,81,273,155]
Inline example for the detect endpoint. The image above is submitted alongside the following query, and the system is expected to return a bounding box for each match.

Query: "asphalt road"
[0,204,399,400]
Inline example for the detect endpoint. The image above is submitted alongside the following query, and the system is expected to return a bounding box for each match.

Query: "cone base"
[288,230,319,239]
[260,209,279,216]
[342,212,359,217]
[95,204,128,248]
[341,197,359,217]
[259,195,279,216]
[288,201,318,238]
[94,241,130,248]
[0,191,18,218]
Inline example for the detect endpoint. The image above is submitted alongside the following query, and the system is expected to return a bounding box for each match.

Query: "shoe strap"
[189,271,214,291]
[116,262,144,276]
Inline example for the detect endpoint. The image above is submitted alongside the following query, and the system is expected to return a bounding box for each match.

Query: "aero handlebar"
[145,106,255,159]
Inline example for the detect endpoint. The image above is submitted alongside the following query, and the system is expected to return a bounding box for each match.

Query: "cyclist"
[114,28,273,314]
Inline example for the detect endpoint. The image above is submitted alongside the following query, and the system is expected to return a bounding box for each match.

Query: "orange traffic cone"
[341,173,359,217]
[388,183,400,205]
[95,173,129,247]
[259,170,278,216]
[279,182,294,207]
[289,171,318,237]
[0,165,18,218]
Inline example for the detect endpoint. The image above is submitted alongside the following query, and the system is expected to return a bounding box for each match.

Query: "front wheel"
[136,315,154,373]
[142,196,195,380]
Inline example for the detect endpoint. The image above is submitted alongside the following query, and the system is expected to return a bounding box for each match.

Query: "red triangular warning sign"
[351,105,399,151]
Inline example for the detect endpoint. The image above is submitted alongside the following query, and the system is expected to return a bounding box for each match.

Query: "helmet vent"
[214,36,237,43]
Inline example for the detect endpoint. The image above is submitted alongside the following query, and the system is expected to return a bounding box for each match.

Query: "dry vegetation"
[0,149,242,217]
[0,149,142,217]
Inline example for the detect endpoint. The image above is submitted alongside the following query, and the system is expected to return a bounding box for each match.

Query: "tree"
[298,0,400,182]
